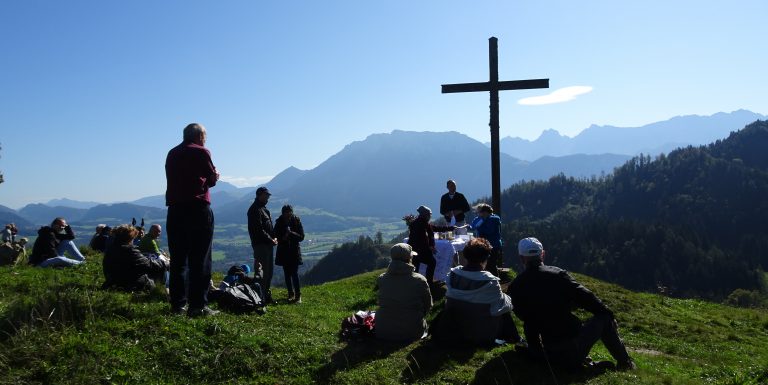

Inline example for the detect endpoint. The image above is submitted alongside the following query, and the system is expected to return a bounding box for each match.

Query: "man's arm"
[560,270,613,316]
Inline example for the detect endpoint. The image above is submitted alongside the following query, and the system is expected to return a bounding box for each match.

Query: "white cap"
[518,237,543,257]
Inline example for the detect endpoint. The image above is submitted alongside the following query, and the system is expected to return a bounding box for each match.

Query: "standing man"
[248,186,276,303]
[165,123,219,317]
[510,237,636,371]
[439,180,471,231]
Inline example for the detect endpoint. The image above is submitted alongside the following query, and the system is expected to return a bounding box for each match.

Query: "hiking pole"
[538,335,559,385]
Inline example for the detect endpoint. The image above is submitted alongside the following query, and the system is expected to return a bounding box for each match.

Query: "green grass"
[1,251,767,384]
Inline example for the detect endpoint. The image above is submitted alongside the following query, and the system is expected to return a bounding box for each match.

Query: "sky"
[1,1,766,209]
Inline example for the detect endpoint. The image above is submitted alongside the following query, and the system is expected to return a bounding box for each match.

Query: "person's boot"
[287,292,295,302]
[294,293,302,304]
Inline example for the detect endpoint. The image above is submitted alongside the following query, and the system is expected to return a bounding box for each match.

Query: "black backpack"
[218,283,264,313]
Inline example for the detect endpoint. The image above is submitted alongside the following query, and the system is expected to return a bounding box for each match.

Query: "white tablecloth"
[404,237,467,282]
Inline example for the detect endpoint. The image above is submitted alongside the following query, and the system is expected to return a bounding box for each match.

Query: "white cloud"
[518,86,593,106]
[221,175,273,187]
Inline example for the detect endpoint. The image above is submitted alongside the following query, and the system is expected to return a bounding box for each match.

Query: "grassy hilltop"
[1,250,767,385]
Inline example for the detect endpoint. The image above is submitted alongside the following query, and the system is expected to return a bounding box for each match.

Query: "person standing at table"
[467,203,503,277]
[165,123,219,317]
[440,180,471,233]
[406,205,455,285]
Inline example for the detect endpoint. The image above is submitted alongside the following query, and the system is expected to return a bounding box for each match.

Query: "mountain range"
[496,109,766,161]
[4,111,764,227]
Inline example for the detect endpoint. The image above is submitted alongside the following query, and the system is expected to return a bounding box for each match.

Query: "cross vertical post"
[442,37,549,215]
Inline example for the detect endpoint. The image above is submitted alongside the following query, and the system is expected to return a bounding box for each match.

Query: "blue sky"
[1,0,766,209]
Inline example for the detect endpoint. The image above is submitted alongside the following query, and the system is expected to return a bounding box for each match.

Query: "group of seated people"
[375,237,636,372]
[1,223,28,265]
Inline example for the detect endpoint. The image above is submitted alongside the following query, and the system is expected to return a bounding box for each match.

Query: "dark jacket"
[29,225,76,266]
[510,263,613,350]
[274,214,305,267]
[407,216,453,254]
[247,199,274,246]
[440,192,471,223]
[89,233,109,252]
[102,243,168,292]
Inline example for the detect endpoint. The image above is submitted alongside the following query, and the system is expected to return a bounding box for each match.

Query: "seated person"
[89,225,110,253]
[510,237,636,371]
[209,263,265,302]
[432,238,522,346]
[376,243,433,342]
[102,224,169,292]
[138,224,166,257]
[0,237,28,266]
[29,217,87,268]
[2,223,18,243]
[88,224,106,250]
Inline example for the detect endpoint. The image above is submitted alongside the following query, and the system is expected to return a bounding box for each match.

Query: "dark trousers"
[253,244,274,298]
[548,313,632,367]
[283,265,300,295]
[412,247,436,283]
[167,202,214,310]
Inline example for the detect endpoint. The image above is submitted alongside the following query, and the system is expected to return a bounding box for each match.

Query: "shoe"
[287,292,295,302]
[294,294,302,304]
[170,305,187,315]
[514,338,528,349]
[586,360,616,375]
[187,306,220,317]
[616,359,637,371]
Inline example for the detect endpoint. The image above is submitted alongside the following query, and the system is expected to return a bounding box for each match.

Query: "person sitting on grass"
[510,237,636,372]
[102,224,169,292]
[376,243,433,342]
[432,237,523,346]
[29,217,87,268]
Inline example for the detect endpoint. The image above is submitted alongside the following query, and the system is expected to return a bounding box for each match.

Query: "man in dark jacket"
[510,237,636,371]
[103,224,168,292]
[29,217,86,268]
[248,186,276,303]
[165,123,219,317]
[439,180,471,227]
[407,205,454,284]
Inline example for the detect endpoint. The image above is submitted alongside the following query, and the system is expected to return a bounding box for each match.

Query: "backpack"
[340,310,376,340]
[217,282,264,313]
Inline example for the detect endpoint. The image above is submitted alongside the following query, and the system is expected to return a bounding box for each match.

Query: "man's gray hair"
[183,123,205,142]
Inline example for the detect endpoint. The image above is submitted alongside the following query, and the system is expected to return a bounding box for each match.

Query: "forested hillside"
[500,120,768,301]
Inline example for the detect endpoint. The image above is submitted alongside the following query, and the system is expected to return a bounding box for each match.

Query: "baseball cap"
[391,243,418,261]
[256,186,271,196]
[518,237,543,257]
[416,205,432,215]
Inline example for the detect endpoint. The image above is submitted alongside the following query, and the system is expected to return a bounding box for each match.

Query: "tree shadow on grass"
[314,338,409,383]
[470,349,602,385]
[399,339,479,383]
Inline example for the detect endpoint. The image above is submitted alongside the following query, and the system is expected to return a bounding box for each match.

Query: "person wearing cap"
[274,204,305,303]
[375,243,433,342]
[439,180,471,229]
[432,237,522,346]
[510,237,636,371]
[29,217,87,268]
[248,186,277,303]
[165,123,220,317]
[406,205,455,284]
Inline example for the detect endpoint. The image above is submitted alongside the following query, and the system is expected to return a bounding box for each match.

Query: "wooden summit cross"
[442,37,549,213]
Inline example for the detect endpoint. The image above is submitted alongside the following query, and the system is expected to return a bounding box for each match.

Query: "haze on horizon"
[1,1,766,208]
